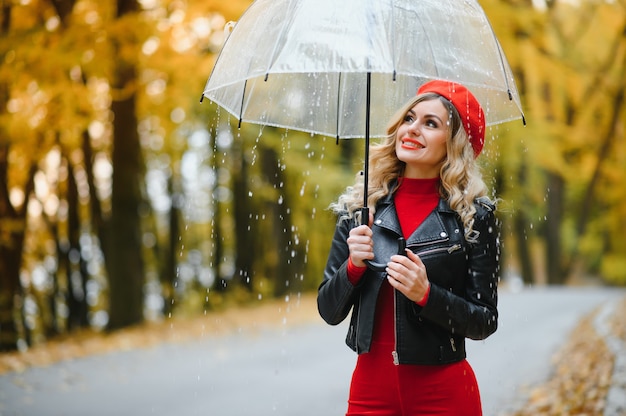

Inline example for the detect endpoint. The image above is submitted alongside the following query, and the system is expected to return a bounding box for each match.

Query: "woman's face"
[395,98,450,179]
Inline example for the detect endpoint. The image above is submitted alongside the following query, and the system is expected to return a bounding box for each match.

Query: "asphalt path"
[0,286,624,416]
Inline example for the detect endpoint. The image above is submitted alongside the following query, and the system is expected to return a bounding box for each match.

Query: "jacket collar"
[373,183,459,246]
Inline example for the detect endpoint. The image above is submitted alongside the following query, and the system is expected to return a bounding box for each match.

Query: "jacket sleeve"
[415,202,499,340]
[317,217,361,326]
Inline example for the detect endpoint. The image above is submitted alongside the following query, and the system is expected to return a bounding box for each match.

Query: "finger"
[389,254,415,271]
[385,263,408,283]
[349,224,372,238]
[354,244,374,256]
[387,274,411,298]
[350,247,375,267]
[348,241,374,257]
[387,274,401,289]
[385,259,404,274]
[347,230,373,246]
[350,244,374,256]
[386,267,404,284]
[405,249,425,267]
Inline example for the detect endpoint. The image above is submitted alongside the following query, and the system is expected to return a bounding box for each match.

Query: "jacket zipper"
[390,243,462,366]
[355,293,362,353]
[392,288,399,365]
[406,237,449,250]
[408,243,462,257]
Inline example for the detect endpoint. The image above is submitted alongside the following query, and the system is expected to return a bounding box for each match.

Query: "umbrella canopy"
[202,0,524,140]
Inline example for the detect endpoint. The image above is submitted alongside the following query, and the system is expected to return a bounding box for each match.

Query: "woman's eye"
[426,119,438,128]
[403,115,414,123]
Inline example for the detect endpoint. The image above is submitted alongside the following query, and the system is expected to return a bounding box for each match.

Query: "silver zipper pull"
[447,244,462,253]
[450,338,457,352]
[392,351,399,365]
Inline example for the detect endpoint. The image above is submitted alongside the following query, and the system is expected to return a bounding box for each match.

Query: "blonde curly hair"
[330,93,491,241]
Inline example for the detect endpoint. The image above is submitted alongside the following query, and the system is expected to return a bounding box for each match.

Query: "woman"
[317,80,499,416]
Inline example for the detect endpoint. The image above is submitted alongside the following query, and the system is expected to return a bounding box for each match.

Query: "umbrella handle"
[359,207,406,272]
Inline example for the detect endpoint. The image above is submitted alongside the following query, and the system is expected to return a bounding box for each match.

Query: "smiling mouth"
[401,138,425,149]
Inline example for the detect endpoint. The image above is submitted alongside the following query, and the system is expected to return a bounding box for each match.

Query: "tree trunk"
[65,158,89,329]
[0,144,36,351]
[0,0,19,353]
[258,147,299,298]
[161,176,179,316]
[106,0,145,330]
[545,172,565,284]
[232,139,254,291]
[575,88,624,247]
[209,127,228,293]
[514,159,535,285]
[513,212,535,285]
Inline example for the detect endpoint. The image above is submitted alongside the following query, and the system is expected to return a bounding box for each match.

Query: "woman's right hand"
[347,212,375,268]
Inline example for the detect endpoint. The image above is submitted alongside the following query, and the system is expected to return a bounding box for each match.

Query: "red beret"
[417,80,485,157]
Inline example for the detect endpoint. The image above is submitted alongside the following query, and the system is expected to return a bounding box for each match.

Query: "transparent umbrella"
[201,0,525,268]
[202,0,523,132]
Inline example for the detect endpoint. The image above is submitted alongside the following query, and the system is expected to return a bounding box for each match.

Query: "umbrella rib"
[390,0,397,81]
[263,0,298,74]
[336,72,342,144]
[487,21,512,98]
[414,12,439,78]
[238,79,247,128]
[484,16,526,124]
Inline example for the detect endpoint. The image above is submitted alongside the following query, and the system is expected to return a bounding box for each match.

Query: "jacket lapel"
[372,189,461,246]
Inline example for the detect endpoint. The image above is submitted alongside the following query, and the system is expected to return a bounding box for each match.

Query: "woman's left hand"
[386,249,430,303]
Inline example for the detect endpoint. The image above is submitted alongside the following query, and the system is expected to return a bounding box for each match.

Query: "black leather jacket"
[317,192,499,365]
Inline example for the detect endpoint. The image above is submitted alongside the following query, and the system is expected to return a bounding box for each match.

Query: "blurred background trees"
[0,0,624,352]
[485,0,626,286]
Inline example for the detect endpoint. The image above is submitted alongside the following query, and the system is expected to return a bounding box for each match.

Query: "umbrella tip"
[199,94,204,103]
[522,114,527,126]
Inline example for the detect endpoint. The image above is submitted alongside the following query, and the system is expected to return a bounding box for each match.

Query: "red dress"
[346,177,483,416]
